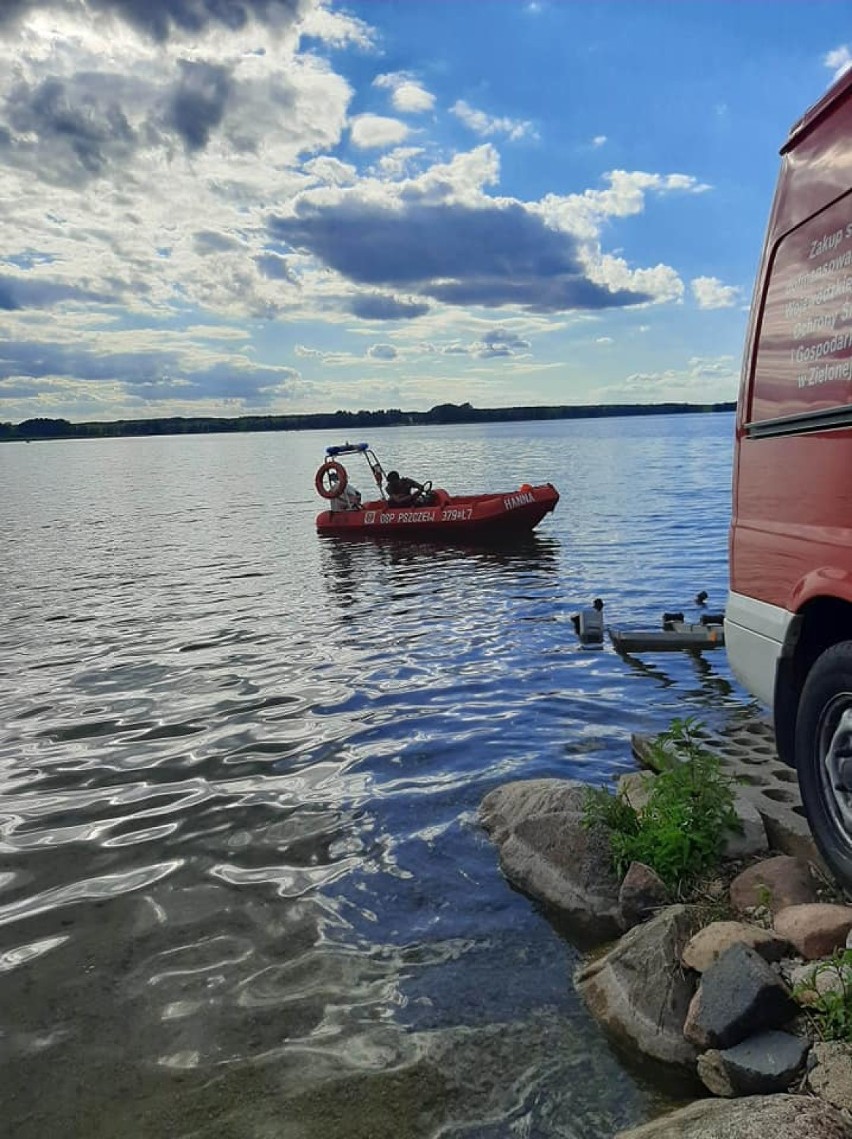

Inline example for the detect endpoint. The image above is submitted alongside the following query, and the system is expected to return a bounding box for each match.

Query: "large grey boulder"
[480,778,590,841]
[683,942,798,1050]
[808,1041,852,1114]
[480,779,621,940]
[575,905,698,1069]
[697,1030,809,1097]
[614,1094,852,1138]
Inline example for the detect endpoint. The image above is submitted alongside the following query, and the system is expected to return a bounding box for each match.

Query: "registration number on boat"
[440,508,473,521]
[381,509,436,524]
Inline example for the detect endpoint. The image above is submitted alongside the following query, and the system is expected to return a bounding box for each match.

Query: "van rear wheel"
[795,641,852,892]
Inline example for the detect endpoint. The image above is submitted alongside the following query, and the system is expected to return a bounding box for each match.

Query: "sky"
[1,1,851,423]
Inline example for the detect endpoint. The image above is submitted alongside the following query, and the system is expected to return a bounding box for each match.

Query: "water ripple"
[0,861,183,928]
[0,416,747,1138]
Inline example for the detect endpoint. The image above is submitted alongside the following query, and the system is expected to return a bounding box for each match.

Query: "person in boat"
[328,470,362,512]
[385,470,433,507]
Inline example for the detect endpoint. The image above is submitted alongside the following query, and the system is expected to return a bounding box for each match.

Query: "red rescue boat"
[315,443,559,540]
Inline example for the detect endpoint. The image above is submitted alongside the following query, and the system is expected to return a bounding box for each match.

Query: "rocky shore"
[480,743,852,1138]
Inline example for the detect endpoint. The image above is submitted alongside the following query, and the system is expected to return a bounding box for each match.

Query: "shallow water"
[0,414,753,1138]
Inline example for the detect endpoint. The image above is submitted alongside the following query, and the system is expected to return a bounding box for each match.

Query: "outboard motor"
[571,599,605,647]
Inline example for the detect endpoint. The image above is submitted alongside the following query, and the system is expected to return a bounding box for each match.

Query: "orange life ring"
[315,460,348,499]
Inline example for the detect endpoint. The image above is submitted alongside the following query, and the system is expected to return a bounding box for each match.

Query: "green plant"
[794,948,852,1042]
[583,717,740,891]
[755,884,773,910]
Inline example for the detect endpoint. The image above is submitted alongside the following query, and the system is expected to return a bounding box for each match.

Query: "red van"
[728,71,852,888]
[727,69,852,887]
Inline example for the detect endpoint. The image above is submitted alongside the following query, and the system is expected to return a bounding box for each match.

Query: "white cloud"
[304,156,358,186]
[691,276,740,309]
[593,355,738,404]
[595,336,613,345]
[592,258,684,304]
[367,343,398,360]
[294,344,351,365]
[824,45,852,82]
[299,4,376,49]
[0,0,356,331]
[349,113,410,149]
[450,100,536,142]
[0,1,718,420]
[270,147,699,313]
[592,135,607,147]
[372,147,425,179]
[374,72,435,113]
[294,324,532,367]
[473,328,531,359]
[539,170,710,241]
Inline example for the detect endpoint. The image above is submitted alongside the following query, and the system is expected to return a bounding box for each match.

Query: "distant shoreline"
[0,400,736,442]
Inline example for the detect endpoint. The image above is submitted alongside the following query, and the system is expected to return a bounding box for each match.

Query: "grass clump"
[795,949,852,1043]
[583,717,740,892]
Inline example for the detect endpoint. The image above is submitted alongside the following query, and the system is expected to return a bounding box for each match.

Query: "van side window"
[750,191,852,425]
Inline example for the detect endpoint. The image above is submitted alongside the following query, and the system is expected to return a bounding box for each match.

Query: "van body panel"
[784,68,852,152]
[730,74,852,645]
[732,427,852,609]
[730,68,852,887]
[725,591,792,708]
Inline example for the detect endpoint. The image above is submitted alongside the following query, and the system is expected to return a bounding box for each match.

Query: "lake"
[0,413,755,1138]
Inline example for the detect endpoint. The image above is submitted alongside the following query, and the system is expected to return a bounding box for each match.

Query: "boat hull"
[316,484,559,540]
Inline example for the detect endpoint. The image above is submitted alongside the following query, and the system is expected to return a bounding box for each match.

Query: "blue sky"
[1,0,851,422]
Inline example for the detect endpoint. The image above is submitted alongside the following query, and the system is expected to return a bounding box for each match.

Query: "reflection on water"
[0,415,748,1138]
[617,647,736,701]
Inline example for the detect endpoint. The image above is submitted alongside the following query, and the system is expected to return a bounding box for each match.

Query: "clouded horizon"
[1,0,849,423]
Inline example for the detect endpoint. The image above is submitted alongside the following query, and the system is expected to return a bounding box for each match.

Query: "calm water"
[0,414,754,1139]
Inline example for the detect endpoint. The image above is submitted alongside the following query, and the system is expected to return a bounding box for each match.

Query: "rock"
[774,903,852,960]
[682,942,798,1050]
[681,921,790,973]
[695,1051,735,1097]
[630,732,677,774]
[809,1041,852,1114]
[750,792,823,866]
[723,794,768,860]
[480,778,589,843]
[619,861,669,929]
[480,779,621,940]
[696,1030,809,1097]
[617,771,656,811]
[614,1094,852,1138]
[729,856,818,915]
[789,957,852,1005]
[575,905,698,1069]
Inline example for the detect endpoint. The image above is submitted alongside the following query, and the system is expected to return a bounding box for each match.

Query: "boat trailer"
[608,611,726,654]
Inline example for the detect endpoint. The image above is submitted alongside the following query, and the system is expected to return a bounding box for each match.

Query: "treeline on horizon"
[0,400,736,441]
